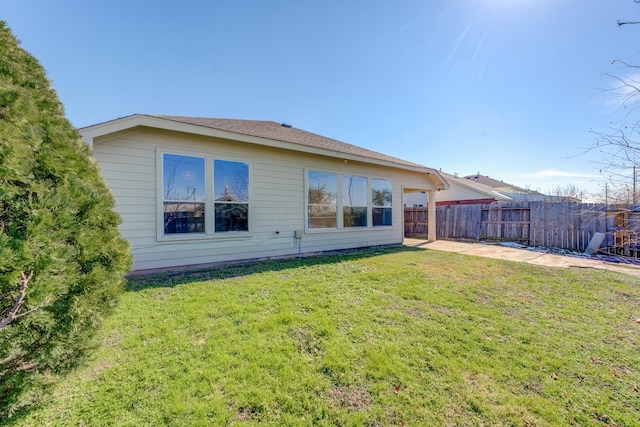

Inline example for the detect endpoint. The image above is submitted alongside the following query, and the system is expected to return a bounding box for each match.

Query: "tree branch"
[0,271,49,330]
[617,20,640,26]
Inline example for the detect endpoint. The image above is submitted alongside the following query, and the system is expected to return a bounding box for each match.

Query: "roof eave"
[428,169,449,190]
[80,114,448,188]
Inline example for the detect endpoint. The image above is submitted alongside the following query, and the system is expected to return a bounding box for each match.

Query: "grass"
[4,246,639,426]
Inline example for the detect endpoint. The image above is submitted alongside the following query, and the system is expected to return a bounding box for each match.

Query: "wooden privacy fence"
[404,202,636,252]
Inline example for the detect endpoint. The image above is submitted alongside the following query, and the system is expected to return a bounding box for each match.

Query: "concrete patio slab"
[403,239,640,277]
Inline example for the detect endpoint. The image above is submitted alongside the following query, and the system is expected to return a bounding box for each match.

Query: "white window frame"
[213,158,250,233]
[306,169,339,229]
[156,148,252,241]
[305,167,393,232]
[371,178,393,227]
[342,174,369,228]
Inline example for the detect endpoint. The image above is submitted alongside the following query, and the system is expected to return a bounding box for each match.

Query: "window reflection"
[372,179,392,226]
[308,171,337,228]
[163,154,205,234]
[343,175,367,227]
[214,159,249,232]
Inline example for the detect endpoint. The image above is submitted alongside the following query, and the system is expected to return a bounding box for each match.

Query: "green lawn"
[4,247,639,426]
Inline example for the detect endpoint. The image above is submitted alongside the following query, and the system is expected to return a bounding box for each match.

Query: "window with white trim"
[342,174,368,227]
[307,170,337,228]
[372,178,392,226]
[306,170,393,230]
[214,159,249,232]
[162,153,206,234]
[160,152,250,237]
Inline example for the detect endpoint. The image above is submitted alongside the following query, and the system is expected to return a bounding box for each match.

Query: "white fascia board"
[428,169,449,190]
[79,114,149,150]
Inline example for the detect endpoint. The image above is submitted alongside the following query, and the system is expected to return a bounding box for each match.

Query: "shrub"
[0,21,132,418]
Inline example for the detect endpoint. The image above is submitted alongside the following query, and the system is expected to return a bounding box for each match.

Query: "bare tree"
[227,171,249,202]
[618,0,640,25]
[544,183,584,202]
[591,68,640,202]
[588,6,640,254]
[586,2,640,203]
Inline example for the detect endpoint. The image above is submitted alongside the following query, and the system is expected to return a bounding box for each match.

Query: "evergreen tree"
[0,22,132,418]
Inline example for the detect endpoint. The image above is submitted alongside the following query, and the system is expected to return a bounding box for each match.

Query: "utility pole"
[634,165,637,205]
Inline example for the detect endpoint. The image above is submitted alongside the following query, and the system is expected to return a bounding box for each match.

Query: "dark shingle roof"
[149,115,426,169]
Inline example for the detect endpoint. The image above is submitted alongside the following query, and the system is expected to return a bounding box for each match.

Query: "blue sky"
[4,0,640,196]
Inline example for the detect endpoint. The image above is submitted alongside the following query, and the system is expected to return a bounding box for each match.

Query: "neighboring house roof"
[215,184,238,202]
[80,114,448,190]
[463,173,511,188]
[463,173,539,194]
[438,171,512,201]
[462,172,555,201]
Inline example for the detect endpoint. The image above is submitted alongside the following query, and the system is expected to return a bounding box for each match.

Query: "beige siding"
[93,128,435,271]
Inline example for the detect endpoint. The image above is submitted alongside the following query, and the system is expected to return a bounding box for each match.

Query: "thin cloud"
[520,169,600,179]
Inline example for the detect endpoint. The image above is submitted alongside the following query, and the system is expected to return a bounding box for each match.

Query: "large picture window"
[160,151,251,238]
[342,175,367,227]
[308,170,337,228]
[162,153,206,234]
[307,170,393,230]
[214,159,249,232]
[372,178,392,227]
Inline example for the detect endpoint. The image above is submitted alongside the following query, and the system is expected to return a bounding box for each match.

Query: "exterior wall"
[94,128,436,271]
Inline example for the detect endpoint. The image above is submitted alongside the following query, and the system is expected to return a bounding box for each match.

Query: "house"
[80,115,448,272]
[463,173,547,201]
[437,172,513,205]
[404,171,513,207]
